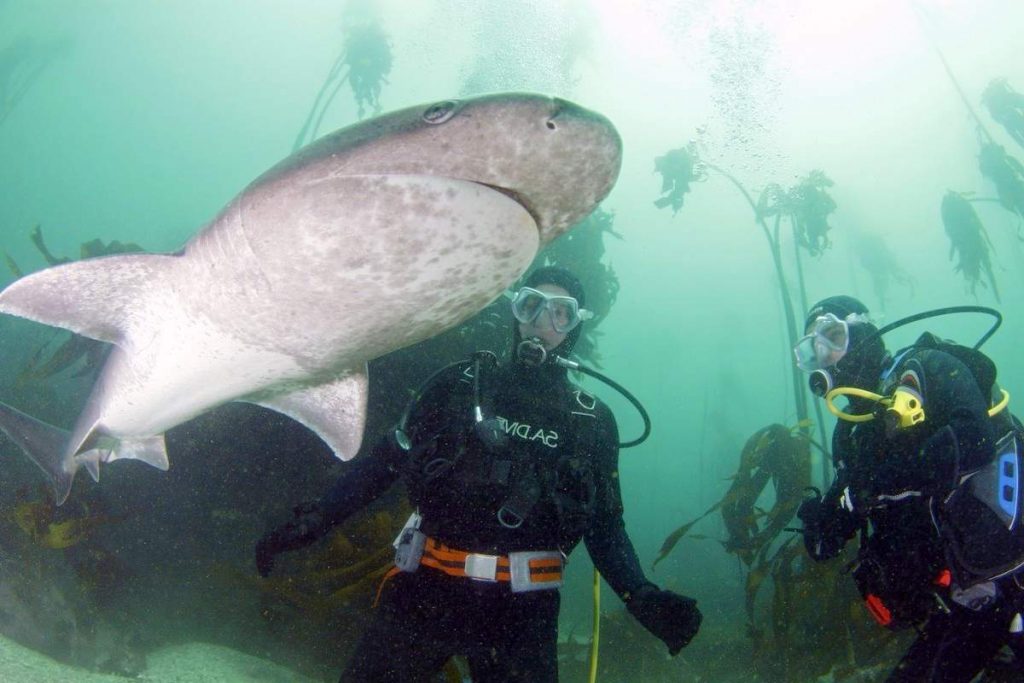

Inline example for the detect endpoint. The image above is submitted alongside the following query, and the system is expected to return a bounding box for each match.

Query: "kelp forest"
[645,14,1024,681]
[1,2,1023,682]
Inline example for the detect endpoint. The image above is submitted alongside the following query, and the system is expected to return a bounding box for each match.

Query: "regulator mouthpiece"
[809,369,834,398]
[516,337,548,367]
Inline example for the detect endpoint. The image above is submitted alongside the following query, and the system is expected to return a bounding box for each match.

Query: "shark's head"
[261,92,623,244]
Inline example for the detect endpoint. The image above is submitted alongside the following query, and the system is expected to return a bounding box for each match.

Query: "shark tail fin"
[0,402,76,504]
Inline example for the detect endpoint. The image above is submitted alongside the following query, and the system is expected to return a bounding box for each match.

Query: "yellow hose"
[824,386,886,422]
[990,389,1010,417]
[589,569,601,683]
[825,386,1010,422]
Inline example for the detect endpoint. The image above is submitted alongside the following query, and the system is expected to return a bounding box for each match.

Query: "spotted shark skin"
[0,93,622,503]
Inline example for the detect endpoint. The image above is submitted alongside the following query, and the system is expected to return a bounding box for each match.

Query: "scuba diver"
[794,295,1024,681]
[653,146,700,215]
[345,21,392,119]
[254,266,702,682]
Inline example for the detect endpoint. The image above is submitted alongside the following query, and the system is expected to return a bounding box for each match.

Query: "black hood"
[804,295,886,391]
[511,265,586,369]
[832,321,888,391]
[804,295,870,330]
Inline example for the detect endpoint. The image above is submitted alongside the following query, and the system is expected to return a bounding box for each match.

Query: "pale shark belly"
[94,174,538,439]
[186,174,539,366]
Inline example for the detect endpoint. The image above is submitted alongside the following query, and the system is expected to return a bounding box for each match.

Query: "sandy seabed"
[0,634,320,683]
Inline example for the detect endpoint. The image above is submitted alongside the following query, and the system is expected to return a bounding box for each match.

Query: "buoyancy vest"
[901,333,1024,586]
[401,356,609,549]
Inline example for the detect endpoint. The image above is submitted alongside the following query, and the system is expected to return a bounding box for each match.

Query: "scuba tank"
[822,306,1024,589]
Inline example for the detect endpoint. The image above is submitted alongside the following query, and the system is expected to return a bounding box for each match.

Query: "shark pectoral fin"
[0,252,177,343]
[252,366,369,461]
[0,402,75,504]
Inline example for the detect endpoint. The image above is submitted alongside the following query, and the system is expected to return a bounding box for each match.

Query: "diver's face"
[517,283,571,351]
[796,314,850,371]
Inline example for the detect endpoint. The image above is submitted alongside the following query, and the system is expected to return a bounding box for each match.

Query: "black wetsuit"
[318,358,648,682]
[803,346,1024,681]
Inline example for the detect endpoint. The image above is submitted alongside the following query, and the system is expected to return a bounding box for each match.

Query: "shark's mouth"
[476,182,542,230]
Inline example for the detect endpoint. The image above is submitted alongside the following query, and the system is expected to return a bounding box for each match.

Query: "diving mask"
[510,287,593,334]
[794,313,869,372]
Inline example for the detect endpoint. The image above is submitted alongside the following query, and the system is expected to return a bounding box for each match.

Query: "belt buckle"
[464,553,499,582]
[509,551,563,593]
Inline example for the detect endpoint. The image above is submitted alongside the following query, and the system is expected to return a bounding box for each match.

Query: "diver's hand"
[797,489,851,561]
[626,584,702,656]
[255,502,327,577]
[797,493,822,533]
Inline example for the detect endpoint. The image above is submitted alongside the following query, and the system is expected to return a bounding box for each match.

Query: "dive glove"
[626,584,702,655]
[255,502,327,577]
[797,492,822,532]
[797,489,852,561]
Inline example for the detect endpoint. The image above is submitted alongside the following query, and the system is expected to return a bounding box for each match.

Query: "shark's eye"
[422,101,457,125]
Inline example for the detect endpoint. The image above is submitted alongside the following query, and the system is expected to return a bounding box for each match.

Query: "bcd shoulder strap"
[913,331,997,401]
[497,384,602,530]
